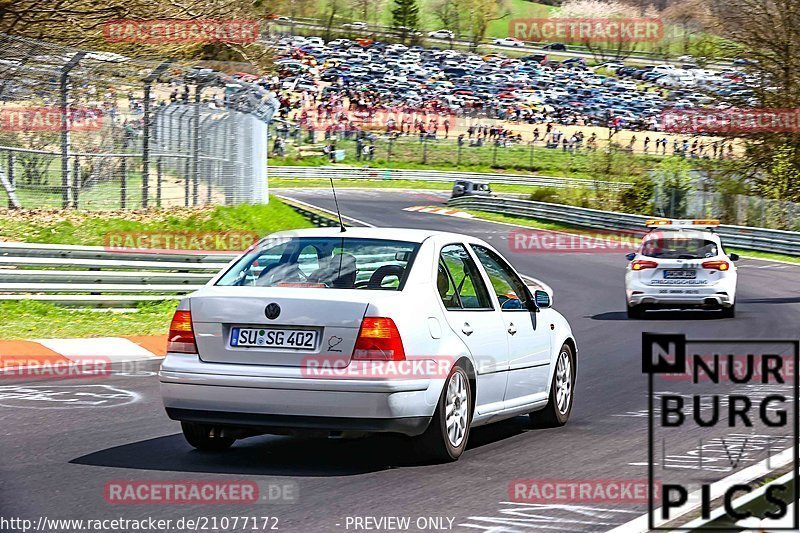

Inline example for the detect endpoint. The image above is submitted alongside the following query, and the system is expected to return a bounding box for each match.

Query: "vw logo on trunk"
[265,303,281,320]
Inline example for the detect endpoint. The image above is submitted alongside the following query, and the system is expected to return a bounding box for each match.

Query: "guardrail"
[448,195,800,256]
[270,166,633,191]
[0,201,348,307]
[0,242,236,307]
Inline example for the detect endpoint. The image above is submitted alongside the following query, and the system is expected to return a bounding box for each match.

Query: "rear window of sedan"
[216,237,420,290]
[641,237,719,259]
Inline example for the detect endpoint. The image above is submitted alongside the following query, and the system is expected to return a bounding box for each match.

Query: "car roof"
[267,226,485,245]
[642,228,721,242]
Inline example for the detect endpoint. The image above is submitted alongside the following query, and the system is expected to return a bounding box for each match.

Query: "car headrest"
[367,264,405,289]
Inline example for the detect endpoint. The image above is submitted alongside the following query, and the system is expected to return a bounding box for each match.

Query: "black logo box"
[642,332,799,531]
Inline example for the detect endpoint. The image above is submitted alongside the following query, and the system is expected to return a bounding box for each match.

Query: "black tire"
[530,343,575,428]
[627,303,645,319]
[720,303,736,318]
[413,364,472,462]
[181,422,236,452]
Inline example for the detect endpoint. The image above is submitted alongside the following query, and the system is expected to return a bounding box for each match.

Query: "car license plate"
[230,327,318,349]
[663,269,696,279]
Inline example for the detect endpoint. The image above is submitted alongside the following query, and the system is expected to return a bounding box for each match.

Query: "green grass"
[269,137,673,182]
[0,196,313,245]
[270,177,559,195]
[0,300,179,340]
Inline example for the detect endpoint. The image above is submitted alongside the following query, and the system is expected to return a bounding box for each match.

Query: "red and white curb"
[0,335,166,373]
[403,205,474,218]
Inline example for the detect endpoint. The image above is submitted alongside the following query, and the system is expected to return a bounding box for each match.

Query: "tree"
[391,0,419,43]
[706,0,800,203]
[661,0,712,56]
[430,0,461,34]
[557,0,661,62]
[462,0,510,50]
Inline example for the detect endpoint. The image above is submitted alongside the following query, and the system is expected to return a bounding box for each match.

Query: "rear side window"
[438,244,492,310]
[216,237,419,290]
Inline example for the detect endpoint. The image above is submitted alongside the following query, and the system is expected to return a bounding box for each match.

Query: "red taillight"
[702,260,730,271]
[168,310,198,354]
[631,260,658,271]
[352,317,405,361]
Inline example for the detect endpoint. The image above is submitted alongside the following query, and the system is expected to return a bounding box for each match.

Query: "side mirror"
[625,252,636,261]
[533,289,551,309]
[729,253,740,261]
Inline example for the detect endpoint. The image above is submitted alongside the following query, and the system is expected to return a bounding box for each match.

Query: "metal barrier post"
[59,52,86,208]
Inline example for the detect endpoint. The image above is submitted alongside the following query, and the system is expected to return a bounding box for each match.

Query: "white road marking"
[0,384,141,409]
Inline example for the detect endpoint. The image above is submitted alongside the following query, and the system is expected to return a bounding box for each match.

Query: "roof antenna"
[329,176,346,232]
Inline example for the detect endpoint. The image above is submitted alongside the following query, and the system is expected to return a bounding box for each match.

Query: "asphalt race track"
[2,188,799,532]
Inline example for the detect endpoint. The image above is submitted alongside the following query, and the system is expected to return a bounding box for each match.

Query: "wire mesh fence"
[0,33,276,210]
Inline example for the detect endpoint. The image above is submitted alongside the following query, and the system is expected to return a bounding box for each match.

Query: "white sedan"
[493,37,524,47]
[428,29,455,39]
[625,219,739,318]
[160,227,577,462]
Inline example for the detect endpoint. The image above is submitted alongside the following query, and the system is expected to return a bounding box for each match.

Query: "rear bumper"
[165,408,430,435]
[159,354,442,437]
[626,289,733,308]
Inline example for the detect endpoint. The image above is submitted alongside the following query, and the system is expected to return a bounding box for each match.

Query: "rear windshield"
[216,237,420,290]
[641,237,719,259]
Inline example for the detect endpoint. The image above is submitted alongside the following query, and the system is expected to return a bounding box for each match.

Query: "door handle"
[462,322,473,336]
[507,322,517,335]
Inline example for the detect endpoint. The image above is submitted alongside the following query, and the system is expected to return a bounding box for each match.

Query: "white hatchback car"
[625,219,739,318]
[160,228,577,462]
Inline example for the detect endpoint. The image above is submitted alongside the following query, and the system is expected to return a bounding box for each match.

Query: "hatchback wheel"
[627,303,645,319]
[181,422,236,452]
[530,343,575,427]
[414,364,472,462]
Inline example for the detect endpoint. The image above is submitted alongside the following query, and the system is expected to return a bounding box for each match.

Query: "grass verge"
[0,196,313,245]
[0,300,179,340]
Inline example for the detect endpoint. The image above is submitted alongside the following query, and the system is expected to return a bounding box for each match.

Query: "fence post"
[7,153,14,188]
[184,157,190,207]
[192,85,202,206]
[72,156,80,208]
[422,138,428,164]
[140,62,171,209]
[60,52,86,209]
[156,158,163,208]
[120,157,127,209]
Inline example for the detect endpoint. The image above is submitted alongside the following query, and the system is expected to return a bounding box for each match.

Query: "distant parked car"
[451,180,492,198]
[493,37,524,47]
[343,21,368,30]
[428,29,455,39]
[543,42,567,51]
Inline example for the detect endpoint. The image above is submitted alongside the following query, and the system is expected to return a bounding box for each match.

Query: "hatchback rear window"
[641,237,718,259]
[216,237,420,290]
